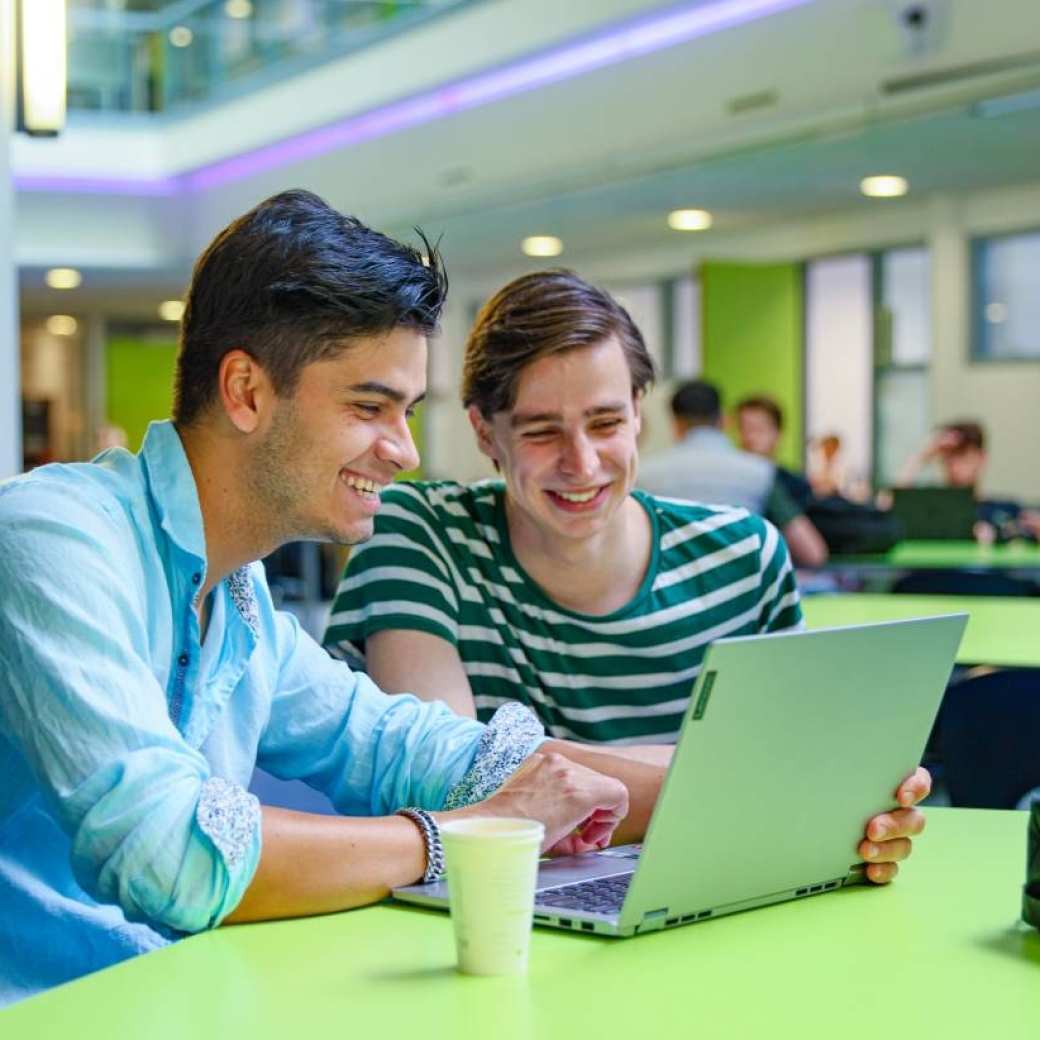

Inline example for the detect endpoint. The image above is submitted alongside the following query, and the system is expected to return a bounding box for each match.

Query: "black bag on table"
[805,495,904,555]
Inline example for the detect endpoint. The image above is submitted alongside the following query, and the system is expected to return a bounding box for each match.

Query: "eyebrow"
[510,402,628,428]
[345,382,426,407]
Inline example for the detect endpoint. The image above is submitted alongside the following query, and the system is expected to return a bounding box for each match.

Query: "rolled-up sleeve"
[0,487,260,933]
[259,609,493,815]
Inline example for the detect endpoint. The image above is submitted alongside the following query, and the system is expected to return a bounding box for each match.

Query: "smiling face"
[249,326,426,546]
[470,337,641,547]
[737,405,781,459]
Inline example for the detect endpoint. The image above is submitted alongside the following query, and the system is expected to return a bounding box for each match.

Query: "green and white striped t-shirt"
[323,481,803,745]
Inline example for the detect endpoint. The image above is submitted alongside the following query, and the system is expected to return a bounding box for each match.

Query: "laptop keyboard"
[536,873,633,915]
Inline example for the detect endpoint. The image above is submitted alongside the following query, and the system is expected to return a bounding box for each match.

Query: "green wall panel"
[105,338,178,453]
[700,261,804,470]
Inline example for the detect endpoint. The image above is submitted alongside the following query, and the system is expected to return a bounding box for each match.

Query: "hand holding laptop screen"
[859,766,930,884]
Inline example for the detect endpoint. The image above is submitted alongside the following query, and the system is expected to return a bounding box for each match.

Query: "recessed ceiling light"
[159,300,185,322]
[169,26,194,48]
[522,235,563,258]
[45,314,78,336]
[668,208,713,231]
[45,267,82,289]
[985,302,1008,324]
[860,175,909,198]
[224,0,253,19]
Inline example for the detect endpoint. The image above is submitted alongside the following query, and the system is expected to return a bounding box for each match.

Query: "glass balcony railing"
[67,0,483,116]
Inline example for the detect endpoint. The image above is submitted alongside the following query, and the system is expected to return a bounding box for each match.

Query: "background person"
[735,394,813,510]
[639,380,828,568]
[898,421,1039,542]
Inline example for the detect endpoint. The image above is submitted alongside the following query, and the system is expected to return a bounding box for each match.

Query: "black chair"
[891,570,1039,597]
[938,669,1040,808]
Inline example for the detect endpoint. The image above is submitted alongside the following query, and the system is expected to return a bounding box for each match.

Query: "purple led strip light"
[14,0,811,196]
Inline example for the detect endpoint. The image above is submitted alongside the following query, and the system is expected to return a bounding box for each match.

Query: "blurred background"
[3,0,1040,598]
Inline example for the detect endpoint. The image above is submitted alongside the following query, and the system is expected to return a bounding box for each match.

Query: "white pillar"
[0,0,21,477]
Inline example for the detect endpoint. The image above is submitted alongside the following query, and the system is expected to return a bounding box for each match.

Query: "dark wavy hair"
[173,189,447,425]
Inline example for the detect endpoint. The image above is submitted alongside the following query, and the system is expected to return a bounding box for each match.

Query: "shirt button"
[178,652,189,667]
[191,573,201,585]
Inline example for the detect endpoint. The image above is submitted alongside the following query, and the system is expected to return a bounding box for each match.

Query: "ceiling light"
[224,0,253,18]
[45,268,82,290]
[45,315,78,336]
[668,209,713,231]
[159,300,185,322]
[15,0,67,136]
[985,302,1008,324]
[522,236,563,258]
[860,175,909,198]
[169,26,194,48]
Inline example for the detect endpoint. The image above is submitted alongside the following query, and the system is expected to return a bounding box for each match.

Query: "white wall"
[0,0,20,478]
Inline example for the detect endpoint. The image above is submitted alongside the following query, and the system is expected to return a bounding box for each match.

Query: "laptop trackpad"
[536,844,641,890]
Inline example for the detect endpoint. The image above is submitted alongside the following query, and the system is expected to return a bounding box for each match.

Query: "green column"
[700,261,804,470]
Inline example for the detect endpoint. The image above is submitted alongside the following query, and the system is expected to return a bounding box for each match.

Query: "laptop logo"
[692,671,717,720]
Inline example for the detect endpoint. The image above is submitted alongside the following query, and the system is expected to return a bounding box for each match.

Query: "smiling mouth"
[545,485,609,510]
[341,473,386,500]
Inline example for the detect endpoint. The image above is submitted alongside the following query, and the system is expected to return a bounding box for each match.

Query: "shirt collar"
[682,426,734,450]
[140,420,208,563]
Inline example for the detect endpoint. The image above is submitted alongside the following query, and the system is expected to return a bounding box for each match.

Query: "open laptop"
[890,486,977,540]
[394,615,966,936]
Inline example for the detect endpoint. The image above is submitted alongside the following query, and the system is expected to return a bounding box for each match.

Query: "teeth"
[556,489,598,503]
[344,475,383,495]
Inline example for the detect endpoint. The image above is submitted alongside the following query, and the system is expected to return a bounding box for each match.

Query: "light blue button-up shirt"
[0,421,493,1006]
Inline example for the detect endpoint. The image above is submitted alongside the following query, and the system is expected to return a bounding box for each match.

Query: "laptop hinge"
[637,908,668,933]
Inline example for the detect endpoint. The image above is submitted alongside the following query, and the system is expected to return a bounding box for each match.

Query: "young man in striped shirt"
[324,269,928,885]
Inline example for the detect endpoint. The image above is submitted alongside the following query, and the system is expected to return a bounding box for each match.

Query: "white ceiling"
[16,0,1040,308]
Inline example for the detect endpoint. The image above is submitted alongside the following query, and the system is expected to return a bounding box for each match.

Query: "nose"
[559,430,597,479]
[376,416,421,474]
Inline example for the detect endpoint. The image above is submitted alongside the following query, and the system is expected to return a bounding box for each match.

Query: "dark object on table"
[1024,799,1040,929]
[890,486,977,540]
[939,669,1040,809]
[805,495,903,555]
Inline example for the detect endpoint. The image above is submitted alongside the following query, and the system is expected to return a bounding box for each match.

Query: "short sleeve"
[763,476,803,528]
[323,485,462,663]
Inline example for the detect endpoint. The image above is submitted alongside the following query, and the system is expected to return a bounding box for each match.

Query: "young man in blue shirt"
[0,192,651,1005]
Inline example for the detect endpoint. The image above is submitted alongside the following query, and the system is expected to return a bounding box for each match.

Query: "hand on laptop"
[463,751,630,856]
[858,766,930,884]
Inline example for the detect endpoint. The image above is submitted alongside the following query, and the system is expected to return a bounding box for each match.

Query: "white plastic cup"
[440,817,545,976]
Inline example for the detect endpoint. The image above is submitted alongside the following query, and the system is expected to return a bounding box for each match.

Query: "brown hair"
[462,270,656,417]
[736,394,784,431]
[941,420,985,453]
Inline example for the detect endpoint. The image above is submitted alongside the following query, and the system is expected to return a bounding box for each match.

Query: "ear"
[467,404,499,463]
[631,393,642,438]
[217,350,274,434]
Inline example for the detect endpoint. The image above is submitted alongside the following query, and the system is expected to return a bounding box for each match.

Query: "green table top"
[803,593,1040,668]
[828,539,1040,571]
[5,810,1040,1039]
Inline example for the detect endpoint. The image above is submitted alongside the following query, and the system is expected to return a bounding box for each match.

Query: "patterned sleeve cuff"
[442,701,546,810]
[196,776,261,868]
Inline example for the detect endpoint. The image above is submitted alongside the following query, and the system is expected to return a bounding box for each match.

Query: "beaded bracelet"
[395,807,445,884]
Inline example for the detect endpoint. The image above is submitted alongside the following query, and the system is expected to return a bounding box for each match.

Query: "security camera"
[887,0,948,57]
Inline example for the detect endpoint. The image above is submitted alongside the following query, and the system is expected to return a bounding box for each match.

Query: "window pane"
[881,247,931,366]
[805,254,873,486]
[975,230,1040,359]
[875,369,930,488]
